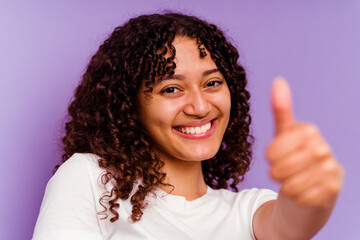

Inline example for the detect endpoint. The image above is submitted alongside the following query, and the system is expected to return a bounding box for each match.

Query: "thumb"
[271,77,296,135]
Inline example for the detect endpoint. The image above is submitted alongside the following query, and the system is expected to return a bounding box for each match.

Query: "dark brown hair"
[55,12,253,223]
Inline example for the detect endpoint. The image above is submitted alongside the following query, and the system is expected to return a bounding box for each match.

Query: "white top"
[33,153,277,240]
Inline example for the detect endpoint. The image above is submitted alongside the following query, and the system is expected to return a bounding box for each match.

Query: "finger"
[271,77,296,135]
[280,160,326,197]
[270,132,330,180]
[270,146,315,181]
[267,123,310,161]
[294,179,340,208]
[280,157,340,198]
[294,185,328,207]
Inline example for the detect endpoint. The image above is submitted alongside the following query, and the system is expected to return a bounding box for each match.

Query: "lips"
[175,121,211,134]
[173,119,216,139]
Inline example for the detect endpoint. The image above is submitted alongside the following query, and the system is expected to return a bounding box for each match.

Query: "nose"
[183,89,212,117]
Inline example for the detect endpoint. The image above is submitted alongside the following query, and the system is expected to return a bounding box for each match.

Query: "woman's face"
[137,37,231,163]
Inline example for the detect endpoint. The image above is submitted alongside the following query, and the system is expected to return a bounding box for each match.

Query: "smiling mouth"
[174,119,215,135]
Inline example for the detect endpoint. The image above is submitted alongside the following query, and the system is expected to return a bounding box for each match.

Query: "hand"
[266,77,345,208]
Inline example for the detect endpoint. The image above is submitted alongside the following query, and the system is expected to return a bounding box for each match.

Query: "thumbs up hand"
[266,77,344,208]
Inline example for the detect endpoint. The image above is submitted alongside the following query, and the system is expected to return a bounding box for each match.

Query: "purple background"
[1,1,359,239]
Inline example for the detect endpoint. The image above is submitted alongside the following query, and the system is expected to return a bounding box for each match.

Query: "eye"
[161,87,180,94]
[206,80,223,88]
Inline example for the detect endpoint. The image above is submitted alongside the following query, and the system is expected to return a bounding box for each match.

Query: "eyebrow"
[157,68,220,82]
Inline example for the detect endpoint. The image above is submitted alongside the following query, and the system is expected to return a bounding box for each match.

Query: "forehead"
[169,37,217,72]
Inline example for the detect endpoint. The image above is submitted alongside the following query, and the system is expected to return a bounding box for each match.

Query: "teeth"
[177,122,212,135]
[195,127,201,134]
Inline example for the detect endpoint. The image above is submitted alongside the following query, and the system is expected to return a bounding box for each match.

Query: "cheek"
[142,100,183,129]
[213,90,231,116]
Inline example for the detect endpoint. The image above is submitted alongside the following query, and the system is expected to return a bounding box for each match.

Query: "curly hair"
[55,12,253,223]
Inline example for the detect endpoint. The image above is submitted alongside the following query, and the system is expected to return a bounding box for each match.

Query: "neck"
[159,156,207,201]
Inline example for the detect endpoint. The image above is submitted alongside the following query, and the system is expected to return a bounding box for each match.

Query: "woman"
[33,13,344,239]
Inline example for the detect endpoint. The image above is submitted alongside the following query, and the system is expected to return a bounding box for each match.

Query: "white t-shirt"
[33,153,277,240]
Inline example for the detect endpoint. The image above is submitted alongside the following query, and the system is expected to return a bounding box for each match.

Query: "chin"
[181,147,219,162]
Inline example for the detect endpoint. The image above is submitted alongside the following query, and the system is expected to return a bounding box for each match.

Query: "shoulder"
[57,153,101,173]
[52,153,104,182]
[214,188,278,239]
[33,153,107,239]
[214,187,277,203]
[213,187,278,215]
[38,152,110,212]
[238,188,278,203]
[236,188,278,212]
[42,152,106,200]
[49,153,111,194]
